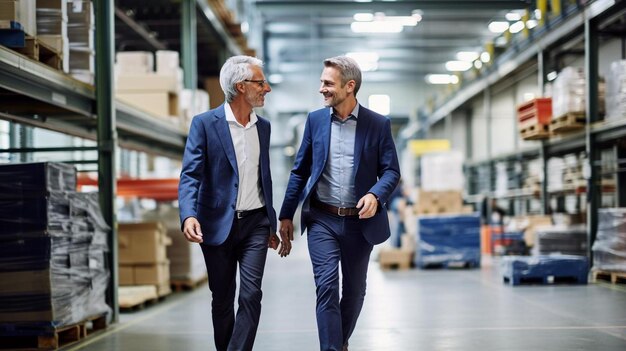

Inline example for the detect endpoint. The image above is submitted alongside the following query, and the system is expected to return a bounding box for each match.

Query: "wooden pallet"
[170,275,208,292]
[417,259,480,269]
[0,314,107,350]
[503,274,587,286]
[12,35,63,71]
[592,270,626,284]
[550,112,586,133]
[519,118,551,140]
[119,284,171,312]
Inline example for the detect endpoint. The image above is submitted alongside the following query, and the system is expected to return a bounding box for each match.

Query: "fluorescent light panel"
[445,60,472,72]
[426,74,459,84]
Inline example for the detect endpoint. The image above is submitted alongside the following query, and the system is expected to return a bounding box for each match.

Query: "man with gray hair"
[179,55,289,351]
[279,56,401,350]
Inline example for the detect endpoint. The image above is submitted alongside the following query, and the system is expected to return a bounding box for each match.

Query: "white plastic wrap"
[592,208,626,272]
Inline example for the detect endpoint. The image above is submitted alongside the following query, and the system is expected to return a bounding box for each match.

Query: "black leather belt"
[311,198,359,217]
[235,207,266,219]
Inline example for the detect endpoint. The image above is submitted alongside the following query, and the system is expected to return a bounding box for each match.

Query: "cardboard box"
[415,189,463,215]
[117,91,179,119]
[205,77,225,108]
[119,261,170,286]
[0,269,53,294]
[116,73,179,93]
[118,222,172,264]
[156,50,180,73]
[116,51,154,73]
[0,0,36,35]
[134,261,170,285]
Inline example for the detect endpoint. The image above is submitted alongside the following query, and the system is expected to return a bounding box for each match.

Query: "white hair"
[219,55,264,102]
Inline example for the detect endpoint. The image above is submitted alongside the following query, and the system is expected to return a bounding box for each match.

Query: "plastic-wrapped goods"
[501,254,589,285]
[592,208,626,272]
[552,66,606,118]
[415,213,481,268]
[420,151,464,191]
[0,163,110,327]
[533,225,588,257]
[605,60,626,121]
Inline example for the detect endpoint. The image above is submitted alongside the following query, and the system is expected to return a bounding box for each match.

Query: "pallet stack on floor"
[0,162,110,350]
[592,208,626,284]
[142,205,207,291]
[118,222,172,310]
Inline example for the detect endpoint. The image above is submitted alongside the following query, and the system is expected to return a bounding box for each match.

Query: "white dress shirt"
[225,103,265,211]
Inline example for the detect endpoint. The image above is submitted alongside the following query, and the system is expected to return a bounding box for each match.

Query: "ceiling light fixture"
[509,21,525,33]
[426,74,459,84]
[353,13,374,22]
[351,21,403,33]
[445,61,472,72]
[488,21,509,33]
[526,20,538,29]
[480,52,491,63]
[547,71,558,81]
[456,51,479,62]
[474,60,483,69]
[505,12,522,21]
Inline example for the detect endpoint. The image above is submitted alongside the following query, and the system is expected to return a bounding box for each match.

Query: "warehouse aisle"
[66,239,626,351]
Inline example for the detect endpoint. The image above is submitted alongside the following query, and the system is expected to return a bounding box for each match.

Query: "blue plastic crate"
[416,213,481,268]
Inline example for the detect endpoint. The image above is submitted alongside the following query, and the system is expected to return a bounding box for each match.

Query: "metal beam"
[114,7,167,50]
[95,0,119,323]
[196,0,243,55]
[255,0,529,13]
[182,0,197,89]
[585,15,600,262]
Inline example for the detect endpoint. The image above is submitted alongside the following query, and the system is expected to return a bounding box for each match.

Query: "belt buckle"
[236,211,244,219]
[337,207,347,217]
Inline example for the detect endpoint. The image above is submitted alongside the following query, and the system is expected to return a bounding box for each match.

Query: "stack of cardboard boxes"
[36,0,69,72]
[118,222,172,297]
[67,0,94,84]
[0,0,36,35]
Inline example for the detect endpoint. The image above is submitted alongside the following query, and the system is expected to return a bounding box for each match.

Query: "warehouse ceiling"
[252,0,532,83]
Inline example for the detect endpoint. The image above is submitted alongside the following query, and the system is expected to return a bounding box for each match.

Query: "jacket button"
[231,204,236,209]
[234,183,238,188]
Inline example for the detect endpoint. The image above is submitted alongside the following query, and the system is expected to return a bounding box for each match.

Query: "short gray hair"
[220,55,264,102]
[323,56,362,96]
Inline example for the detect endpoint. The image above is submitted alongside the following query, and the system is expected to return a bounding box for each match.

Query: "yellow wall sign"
[408,139,451,156]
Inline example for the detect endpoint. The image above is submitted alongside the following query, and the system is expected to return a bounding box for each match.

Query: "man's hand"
[268,232,280,250]
[278,219,294,257]
[357,193,378,219]
[182,217,203,243]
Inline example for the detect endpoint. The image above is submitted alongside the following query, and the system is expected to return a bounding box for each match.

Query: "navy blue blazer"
[178,104,277,246]
[279,105,401,245]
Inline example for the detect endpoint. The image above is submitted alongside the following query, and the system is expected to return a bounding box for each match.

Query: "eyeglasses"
[243,79,268,87]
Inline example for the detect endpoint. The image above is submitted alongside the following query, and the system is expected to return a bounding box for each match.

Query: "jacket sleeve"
[368,117,401,206]
[279,115,313,220]
[178,116,206,229]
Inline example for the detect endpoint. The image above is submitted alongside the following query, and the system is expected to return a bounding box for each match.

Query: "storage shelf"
[0,45,186,159]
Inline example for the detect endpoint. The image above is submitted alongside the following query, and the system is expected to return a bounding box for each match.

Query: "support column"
[182,0,197,89]
[95,0,118,322]
[585,16,600,262]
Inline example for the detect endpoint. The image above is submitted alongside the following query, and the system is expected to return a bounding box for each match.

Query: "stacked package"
[592,208,626,272]
[501,255,588,285]
[0,0,37,35]
[0,162,110,327]
[420,151,464,191]
[552,66,605,118]
[533,225,588,256]
[118,222,172,296]
[67,0,94,84]
[415,213,481,268]
[115,50,183,126]
[605,60,626,121]
[414,189,469,215]
[143,205,206,283]
[36,0,69,73]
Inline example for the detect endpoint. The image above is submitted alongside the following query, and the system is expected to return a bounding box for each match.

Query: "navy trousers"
[307,207,374,351]
[200,211,270,351]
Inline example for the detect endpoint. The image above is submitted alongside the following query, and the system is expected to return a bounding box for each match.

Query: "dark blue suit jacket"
[178,104,277,246]
[279,105,400,245]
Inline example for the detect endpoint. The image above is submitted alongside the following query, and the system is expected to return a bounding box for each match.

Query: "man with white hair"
[178,55,289,351]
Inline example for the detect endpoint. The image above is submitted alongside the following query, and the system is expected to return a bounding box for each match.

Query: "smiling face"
[319,66,354,108]
[242,65,271,108]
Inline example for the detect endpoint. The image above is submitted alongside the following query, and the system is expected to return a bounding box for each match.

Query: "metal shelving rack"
[427,0,626,261]
[0,0,245,322]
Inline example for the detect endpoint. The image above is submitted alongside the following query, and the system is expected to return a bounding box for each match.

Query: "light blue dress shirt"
[315,104,359,207]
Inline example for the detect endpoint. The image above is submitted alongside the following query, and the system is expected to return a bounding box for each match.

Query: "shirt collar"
[330,102,359,121]
[225,102,258,127]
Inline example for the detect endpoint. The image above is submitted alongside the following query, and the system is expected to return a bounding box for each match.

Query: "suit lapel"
[321,109,331,166]
[213,104,238,176]
[353,105,371,172]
